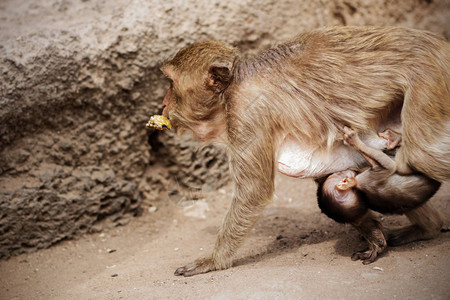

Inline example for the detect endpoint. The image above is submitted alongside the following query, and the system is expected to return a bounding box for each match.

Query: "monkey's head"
[317,170,367,223]
[160,41,239,141]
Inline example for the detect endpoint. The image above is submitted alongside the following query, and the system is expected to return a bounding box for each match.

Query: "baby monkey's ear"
[335,177,357,190]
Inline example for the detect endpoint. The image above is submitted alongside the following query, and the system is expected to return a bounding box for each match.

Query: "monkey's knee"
[317,188,368,224]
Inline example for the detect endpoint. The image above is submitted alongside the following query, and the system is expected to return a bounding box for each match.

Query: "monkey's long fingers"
[351,249,371,261]
[378,129,402,150]
[361,249,379,265]
[351,249,376,264]
[351,243,384,265]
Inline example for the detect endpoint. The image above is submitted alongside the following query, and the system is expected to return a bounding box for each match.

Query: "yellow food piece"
[145,115,172,130]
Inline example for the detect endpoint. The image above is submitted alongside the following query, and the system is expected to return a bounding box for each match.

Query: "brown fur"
[160,26,450,276]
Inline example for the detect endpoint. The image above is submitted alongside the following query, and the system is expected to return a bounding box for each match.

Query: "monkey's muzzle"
[146,115,172,130]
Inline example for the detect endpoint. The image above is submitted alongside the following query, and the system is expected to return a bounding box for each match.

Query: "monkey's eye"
[165,77,174,86]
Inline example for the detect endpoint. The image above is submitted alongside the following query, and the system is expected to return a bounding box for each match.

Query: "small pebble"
[111,274,118,277]
[373,266,384,271]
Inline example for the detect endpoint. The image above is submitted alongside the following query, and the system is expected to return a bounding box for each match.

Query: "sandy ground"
[1,176,449,300]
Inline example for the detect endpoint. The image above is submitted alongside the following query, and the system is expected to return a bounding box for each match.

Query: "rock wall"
[0,0,448,259]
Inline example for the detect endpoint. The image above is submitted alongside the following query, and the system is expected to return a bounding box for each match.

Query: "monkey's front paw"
[174,256,218,277]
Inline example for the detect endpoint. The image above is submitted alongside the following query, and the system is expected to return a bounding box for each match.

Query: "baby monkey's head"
[317,170,368,223]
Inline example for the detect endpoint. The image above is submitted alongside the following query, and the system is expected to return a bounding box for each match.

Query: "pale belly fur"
[277,134,388,179]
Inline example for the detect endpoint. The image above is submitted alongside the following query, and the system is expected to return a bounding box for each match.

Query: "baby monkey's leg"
[351,211,387,265]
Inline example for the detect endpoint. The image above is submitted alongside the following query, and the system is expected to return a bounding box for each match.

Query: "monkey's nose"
[162,106,169,118]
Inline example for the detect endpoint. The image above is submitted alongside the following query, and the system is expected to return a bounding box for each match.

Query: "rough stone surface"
[0,0,448,259]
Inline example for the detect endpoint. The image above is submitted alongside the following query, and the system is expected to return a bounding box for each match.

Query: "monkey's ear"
[206,66,232,93]
[335,177,357,191]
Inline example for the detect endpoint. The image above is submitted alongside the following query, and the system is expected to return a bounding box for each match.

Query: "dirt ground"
[0,176,449,300]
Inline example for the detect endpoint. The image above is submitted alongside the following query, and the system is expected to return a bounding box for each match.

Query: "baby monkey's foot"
[342,126,358,146]
[378,129,401,150]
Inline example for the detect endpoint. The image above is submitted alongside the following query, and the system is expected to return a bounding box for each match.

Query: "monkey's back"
[304,27,450,182]
[250,26,449,181]
[360,171,441,214]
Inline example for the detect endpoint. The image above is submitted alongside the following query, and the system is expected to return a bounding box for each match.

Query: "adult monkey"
[159,26,450,277]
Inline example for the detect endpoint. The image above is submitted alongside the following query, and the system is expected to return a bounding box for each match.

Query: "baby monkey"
[318,127,441,264]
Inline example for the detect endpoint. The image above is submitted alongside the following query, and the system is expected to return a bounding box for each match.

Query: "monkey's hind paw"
[174,256,219,277]
[378,129,401,150]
